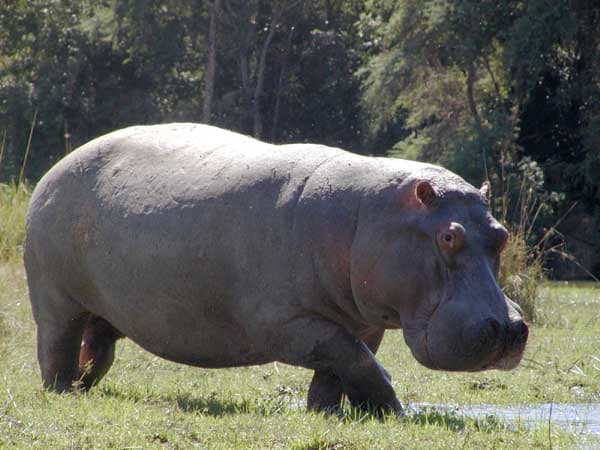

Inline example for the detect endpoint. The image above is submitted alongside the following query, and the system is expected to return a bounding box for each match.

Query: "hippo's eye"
[437,222,466,255]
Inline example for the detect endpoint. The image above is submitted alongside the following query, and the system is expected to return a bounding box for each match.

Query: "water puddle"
[284,397,600,435]
[411,403,600,435]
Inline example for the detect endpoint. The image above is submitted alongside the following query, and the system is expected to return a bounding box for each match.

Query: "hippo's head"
[350,175,528,372]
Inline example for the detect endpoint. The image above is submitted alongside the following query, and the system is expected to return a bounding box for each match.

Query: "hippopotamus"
[24,123,528,413]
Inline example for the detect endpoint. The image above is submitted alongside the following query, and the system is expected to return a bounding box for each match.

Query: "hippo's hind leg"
[29,285,87,392]
[28,276,120,392]
[307,328,386,412]
[78,315,122,390]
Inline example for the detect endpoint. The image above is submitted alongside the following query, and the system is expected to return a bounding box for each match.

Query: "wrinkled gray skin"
[24,124,528,414]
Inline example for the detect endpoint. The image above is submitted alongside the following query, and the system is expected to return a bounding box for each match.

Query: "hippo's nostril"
[502,320,529,348]
[513,320,529,344]
[486,318,501,338]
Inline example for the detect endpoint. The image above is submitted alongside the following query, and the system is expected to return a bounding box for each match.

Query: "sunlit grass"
[0,182,30,262]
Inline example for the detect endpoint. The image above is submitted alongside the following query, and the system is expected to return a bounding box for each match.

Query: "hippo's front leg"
[280,319,401,414]
[307,328,389,412]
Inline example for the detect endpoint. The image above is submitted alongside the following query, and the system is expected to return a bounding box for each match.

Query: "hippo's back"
[25,123,345,263]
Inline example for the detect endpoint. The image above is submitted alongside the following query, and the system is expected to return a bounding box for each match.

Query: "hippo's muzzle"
[460,317,529,371]
[482,318,529,370]
[411,295,530,373]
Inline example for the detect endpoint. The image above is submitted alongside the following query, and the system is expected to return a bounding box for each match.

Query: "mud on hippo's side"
[24,123,528,414]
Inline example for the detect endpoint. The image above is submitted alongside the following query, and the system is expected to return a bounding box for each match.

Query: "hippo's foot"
[346,387,404,416]
[343,357,403,416]
[77,315,122,390]
[308,369,402,417]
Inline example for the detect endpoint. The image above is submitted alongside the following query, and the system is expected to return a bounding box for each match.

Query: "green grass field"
[1,256,598,449]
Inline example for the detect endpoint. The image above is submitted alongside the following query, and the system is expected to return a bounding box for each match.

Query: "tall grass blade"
[18,108,38,187]
[0,128,6,173]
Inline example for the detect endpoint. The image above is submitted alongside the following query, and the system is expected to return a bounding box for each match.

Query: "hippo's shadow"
[405,409,469,431]
[404,406,507,432]
[331,402,491,431]
[97,385,506,431]
[98,385,253,417]
[176,393,255,416]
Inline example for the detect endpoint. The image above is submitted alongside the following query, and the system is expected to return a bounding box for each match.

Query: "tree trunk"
[202,0,221,124]
[270,26,294,142]
[240,49,250,91]
[252,5,282,138]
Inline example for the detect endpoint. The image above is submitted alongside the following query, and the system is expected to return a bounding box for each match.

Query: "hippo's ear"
[415,181,439,208]
[480,181,491,204]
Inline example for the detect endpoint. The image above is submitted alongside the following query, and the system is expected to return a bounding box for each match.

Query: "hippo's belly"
[106,292,274,368]
[71,195,299,368]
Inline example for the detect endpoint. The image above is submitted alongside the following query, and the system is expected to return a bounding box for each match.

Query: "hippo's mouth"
[478,339,527,371]
[488,342,527,371]
[485,318,529,371]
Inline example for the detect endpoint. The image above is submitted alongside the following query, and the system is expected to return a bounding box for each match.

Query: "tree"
[0,0,369,180]
[202,0,221,123]
[359,0,598,189]
[0,0,208,181]
[358,0,600,276]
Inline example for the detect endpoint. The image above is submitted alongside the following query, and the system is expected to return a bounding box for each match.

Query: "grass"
[0,182,30,262]
[1,258,598,448]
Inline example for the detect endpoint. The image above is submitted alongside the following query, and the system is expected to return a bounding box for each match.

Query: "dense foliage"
[0,0,598,277]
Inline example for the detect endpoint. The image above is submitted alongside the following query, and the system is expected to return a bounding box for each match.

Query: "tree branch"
[483,54,507,112]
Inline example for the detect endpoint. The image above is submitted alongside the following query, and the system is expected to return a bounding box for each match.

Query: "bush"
[498,229,543,323]
[0,182,30,262]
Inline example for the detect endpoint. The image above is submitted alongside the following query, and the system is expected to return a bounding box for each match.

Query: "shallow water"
[412,403,600,435]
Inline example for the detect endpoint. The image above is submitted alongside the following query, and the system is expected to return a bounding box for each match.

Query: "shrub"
[498,229,543,323]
